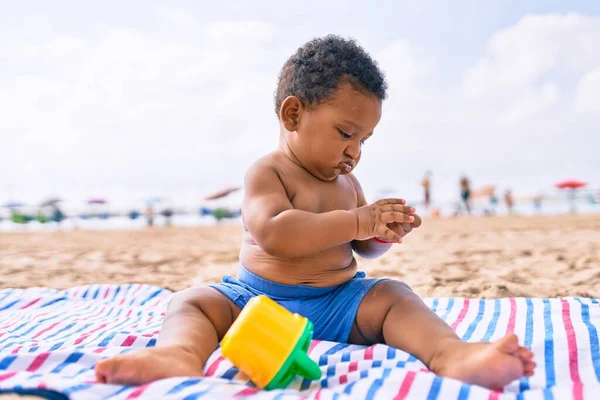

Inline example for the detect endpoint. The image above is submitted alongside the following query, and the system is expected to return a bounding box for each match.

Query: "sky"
[1,1,599,209]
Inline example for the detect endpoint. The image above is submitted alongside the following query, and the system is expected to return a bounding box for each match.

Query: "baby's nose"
[345,144,360,159]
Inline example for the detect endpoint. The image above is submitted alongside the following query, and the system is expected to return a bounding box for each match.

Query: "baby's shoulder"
[244,152,294,190]
[245,152,284,178]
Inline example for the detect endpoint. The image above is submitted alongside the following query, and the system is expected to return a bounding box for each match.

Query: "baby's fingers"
[411,213,422,228]
[381,211,415,224]
[376,198,407,206]
[380,204,415,214]
[376,227,402,243]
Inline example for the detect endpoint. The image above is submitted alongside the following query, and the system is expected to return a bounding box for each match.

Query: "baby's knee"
[167,287,215,311]
[365,280,415,316]
[378,280,414,297]
[167,287,237,337]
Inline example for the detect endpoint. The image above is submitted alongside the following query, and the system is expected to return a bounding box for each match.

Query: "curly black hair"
[274,35,387,116]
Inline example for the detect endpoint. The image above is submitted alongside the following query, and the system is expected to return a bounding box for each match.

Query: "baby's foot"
[95,345,205,385]
[430,334,536,390]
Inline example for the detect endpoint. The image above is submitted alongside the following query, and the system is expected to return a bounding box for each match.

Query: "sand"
[1,214,599,298]
[1,214,599,399]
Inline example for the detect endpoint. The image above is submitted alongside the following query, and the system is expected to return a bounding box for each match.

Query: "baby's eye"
[337,128,351,139]
[360,138,368,146]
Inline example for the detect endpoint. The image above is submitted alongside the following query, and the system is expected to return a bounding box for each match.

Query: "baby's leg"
[95,287,240,385]
[351,281,535,390]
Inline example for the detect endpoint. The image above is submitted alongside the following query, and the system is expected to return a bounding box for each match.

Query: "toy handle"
[293,349,321,381]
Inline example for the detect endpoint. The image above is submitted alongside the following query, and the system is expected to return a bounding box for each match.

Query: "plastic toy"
[220,295,322,390]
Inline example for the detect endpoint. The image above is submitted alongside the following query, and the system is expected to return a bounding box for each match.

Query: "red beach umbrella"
[555,180,586,190]
[204,186,241,201]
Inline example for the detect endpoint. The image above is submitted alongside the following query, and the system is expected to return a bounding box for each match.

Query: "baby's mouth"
[338,161,354,172]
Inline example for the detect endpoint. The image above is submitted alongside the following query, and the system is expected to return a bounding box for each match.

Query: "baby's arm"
[243,160,358,258]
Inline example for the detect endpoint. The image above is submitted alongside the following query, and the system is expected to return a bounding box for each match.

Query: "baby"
[96,35,535,389]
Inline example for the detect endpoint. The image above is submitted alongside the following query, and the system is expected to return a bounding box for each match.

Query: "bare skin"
[96,82,535,389]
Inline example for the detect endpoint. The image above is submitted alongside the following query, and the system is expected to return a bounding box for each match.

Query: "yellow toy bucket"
[220,295,322,389]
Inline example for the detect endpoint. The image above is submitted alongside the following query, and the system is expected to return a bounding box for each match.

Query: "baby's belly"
[239,242,358,287]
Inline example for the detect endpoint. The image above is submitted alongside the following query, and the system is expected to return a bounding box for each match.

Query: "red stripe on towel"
[205,356,224,377]
[561,299,582,400]
[234,387,260,397]
[32,322,60,339]
[308,340,321,354]
[450,299,470,330]
[488,390,501,400]
[393,370,416,400]
[130,285,143,298]
[348,361,358,372]
[125,384,149,399]
[20,297,41,309]
[0,372,17,382]
[74,323,108,345]
[364,345,375,360]
[27,352,51,372]
[74,305,106,322]
[505,298,517,334]
[93,347,108,353]
[121,335,137,347]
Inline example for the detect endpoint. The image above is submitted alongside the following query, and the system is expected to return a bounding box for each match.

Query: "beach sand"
[1,214,599,297]
[1,214,599,399]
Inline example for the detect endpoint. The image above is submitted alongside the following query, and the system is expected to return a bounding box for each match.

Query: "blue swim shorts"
[209,265,385,343]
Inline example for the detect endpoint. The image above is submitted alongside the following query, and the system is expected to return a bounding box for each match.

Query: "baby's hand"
[387,212,422,239]
[351,198,415,243]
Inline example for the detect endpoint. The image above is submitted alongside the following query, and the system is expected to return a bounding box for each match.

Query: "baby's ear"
[280,96,303,131]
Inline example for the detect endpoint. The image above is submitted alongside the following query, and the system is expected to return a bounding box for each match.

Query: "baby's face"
[294,83,382,181]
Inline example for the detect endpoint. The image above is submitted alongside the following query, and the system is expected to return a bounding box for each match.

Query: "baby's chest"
[289,180,357,213]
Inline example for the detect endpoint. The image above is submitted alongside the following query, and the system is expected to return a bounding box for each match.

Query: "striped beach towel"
[0,284,598,399]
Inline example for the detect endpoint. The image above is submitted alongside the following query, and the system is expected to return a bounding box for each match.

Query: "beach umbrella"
[204,186,241,200]
[146,196,171,208]
[87,198,107,205]
[555,180,587,213]
[40,197,63,207]
[147,196,166,204]
[555,180,586,189]
[1,201,24,208]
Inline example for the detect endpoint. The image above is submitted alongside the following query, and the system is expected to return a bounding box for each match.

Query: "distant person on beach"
[533,195,543,214]
[489,191,499,216]
[505,190,515,214]
[422,171,432,210]
[162,208,174,227]
[51,205,65,225]
[460,176,472,214]
[145,205,154,228]
[96,35,534,390]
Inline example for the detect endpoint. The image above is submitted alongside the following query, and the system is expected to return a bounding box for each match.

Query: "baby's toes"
[515,347,533,361]
[524,361,536,375]
[95,357,120,384]
[95,354,146,385]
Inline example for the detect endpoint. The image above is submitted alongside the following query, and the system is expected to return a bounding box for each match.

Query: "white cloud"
[574,67,600,113]
[464,14,600,97]
[0,21,280,206]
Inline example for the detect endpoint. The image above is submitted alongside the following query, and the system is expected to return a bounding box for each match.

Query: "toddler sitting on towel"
[96,35,535,389]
